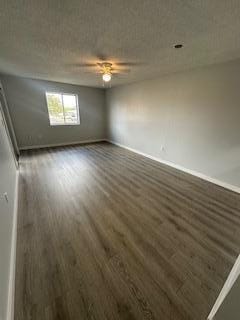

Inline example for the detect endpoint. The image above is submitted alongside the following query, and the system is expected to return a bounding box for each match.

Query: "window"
[45,92,80,125]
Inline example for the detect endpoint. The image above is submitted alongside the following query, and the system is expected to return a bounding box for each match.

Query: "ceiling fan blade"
[67,63,97,68]
[112,68,131,74]
[83,70,103,74]
[77,63,97,67]
[97,62,105,68]
[82,71,95,74]
[116,62,145,67]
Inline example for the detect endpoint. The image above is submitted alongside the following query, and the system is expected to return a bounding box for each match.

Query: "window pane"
[46,93,64,125]
[63,94,78,124]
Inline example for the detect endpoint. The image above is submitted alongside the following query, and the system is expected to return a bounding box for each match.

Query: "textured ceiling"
[1,0,240,88]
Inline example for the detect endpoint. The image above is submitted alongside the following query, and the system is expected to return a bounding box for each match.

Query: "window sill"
[50,123,80,127]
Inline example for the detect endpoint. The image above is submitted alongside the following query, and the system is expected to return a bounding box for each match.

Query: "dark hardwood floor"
[15,142,240,320]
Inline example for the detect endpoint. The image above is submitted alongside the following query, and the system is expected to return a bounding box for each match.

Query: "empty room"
[1,1,240,320]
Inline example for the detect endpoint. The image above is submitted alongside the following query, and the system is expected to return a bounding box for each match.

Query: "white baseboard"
[208,254,240,320]
[19,138,107,151]
[7,170,19,320]
[107,140,240,195]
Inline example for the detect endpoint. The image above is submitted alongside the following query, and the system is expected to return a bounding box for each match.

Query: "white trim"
[7,170,19,320]
[107,140,240,194]
[208,254,240,320]
[19,139,107,151]
[0,81,20,157]
[0,94,18,168]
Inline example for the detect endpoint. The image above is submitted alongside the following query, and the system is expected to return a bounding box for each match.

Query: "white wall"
[0,109,17,320]
[106,59,240,188]
[0,75,107,149]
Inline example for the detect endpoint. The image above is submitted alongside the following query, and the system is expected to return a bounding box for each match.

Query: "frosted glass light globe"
[102,73,111,82]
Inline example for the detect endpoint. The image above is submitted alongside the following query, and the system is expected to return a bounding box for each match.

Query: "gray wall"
[0,75,107,149]
[0,107,17,320]
[215,275,240,320]
[106,59,240,188]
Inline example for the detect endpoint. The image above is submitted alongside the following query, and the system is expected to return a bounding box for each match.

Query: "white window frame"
[45,92,80,126]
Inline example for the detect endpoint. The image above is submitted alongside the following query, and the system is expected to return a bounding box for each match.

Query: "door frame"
[0,82,19,160]
[0,93,18,168]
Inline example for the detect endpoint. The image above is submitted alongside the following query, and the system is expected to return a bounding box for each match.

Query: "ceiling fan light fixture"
[102,73,111,82]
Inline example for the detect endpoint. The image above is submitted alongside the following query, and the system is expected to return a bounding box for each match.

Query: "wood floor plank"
[15,142,240,320]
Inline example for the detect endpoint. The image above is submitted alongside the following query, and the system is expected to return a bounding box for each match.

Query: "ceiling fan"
[72,60,143,83]
[97,62,116,82]
[84,61,131,83]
